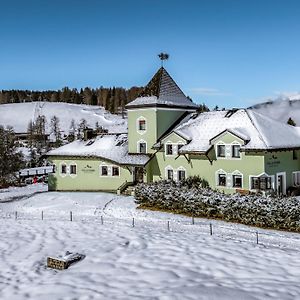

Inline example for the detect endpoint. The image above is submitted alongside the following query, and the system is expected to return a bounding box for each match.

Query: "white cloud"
[189,87,231,96]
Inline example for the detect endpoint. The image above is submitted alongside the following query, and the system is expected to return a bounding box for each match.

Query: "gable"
[210,130,246,146]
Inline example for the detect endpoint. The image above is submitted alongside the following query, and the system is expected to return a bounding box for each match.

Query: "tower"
[126,67,197,154]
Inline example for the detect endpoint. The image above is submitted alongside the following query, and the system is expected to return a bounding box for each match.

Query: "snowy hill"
[250,94,300,126]
[0,186,300,299]
[0,102,127,134]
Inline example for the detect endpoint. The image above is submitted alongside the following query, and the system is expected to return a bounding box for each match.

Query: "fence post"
[167,221,170,231]
[41,210,43,220]
[132,218,135,227]
[101,215,103,225]
[192,216,195,225]
[15,211,17,220]
[70,211,72,222]
[210,223,213,235]
[256,231,259,244]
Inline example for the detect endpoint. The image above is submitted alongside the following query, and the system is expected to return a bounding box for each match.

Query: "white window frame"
[165,142,174,156]
[165,166,174,181]
[249,173,274,191]
[232,170,243,188]
[136,116,147,135]
[100,164,109,177]
[177,141,185,154]
[216,169,227,187]
[69,162,77,178]
[112,166,120,177]
[231,143,241,159]
[60,162,67,177]
[137,139,147,154]
[177,166,186,181]
[216,142,226,159]
[293,171,300,186]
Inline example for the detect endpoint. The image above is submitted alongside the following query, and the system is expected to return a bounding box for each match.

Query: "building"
[47,67,300,195]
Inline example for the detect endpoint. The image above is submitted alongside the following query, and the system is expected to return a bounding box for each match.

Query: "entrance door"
[133,167,144,183]
[276,172,286,195]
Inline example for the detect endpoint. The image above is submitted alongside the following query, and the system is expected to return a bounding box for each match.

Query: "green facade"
[48,108,300,195]
[48,157,132,192]
[128,108,187,154]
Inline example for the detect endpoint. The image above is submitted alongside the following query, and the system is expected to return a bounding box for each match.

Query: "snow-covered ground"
[0,102,127,134]
[0,185,300,299]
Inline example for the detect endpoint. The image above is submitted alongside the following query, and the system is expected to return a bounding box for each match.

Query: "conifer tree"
[287,117,296,126]
[50,115,62,147]
[0,126,24,186]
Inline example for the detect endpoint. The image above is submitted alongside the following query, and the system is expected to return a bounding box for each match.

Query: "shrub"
[134,179,300,232]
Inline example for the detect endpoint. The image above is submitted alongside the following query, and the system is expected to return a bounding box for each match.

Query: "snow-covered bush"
[135,180,300,232]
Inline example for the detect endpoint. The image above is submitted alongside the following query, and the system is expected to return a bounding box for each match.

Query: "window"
[178,170,186,181]
[101,166,108,176]
[53,164,56,173]
[217,145,225,157]
[293,150,298,160]
[177,144,184,152]
[251,176,272,190]
[218,174,226,186]
[112,166,119,176]
[232,145,241,158]
[61,164,67,174]
[166,144,173,155]
[139,142,147,154]
[293,172,300,186]
[70,165,77,175]
[167,169,173,181]
[138,119,146,131]
[233,175,242,188]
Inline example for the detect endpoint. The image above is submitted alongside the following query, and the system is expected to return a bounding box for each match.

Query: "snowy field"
[0,186,300,299]
[0,102,127,134]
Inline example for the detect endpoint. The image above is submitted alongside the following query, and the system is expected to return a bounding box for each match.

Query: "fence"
[3,209,300,251]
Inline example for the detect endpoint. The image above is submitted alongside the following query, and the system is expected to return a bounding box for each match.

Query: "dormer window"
[217,145,225,157]
[232,145,241,158]
[166,144,173,155]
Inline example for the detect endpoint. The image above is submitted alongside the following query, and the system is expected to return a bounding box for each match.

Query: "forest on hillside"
[0,87,210,115]
[0,86,143,114]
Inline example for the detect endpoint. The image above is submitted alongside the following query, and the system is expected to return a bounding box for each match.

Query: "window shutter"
[108,166,112,176]
[225,145,231,158]
[227,173,232,187]
[174,144,178,156]
[173,170,178,181]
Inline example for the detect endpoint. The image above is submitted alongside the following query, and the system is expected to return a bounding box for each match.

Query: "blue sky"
[1,0,300,108]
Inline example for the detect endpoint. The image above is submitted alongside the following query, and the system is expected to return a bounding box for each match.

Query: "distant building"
[47,67,300,195]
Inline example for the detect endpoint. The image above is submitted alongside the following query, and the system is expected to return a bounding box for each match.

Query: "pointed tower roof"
[126,67,198,109]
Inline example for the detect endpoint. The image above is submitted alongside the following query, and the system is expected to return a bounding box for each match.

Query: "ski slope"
[0,186,300,299]
[250,95,300,126]
[0,102,127,134]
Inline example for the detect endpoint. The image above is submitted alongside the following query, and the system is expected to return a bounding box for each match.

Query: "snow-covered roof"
[47,134,150,166]
[172,109,300,153]
[126,67,198,109]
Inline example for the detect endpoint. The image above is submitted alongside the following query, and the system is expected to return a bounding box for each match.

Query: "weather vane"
[158,52,169,67]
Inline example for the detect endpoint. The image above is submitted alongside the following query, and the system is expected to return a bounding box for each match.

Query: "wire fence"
[2,209,300,251]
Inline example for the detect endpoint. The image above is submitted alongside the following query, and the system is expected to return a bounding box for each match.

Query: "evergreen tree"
[0,126,24,186]
[50,115,62,147]
[287,117,296,126]
[27,120,35,148]
[77,119,87,140]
